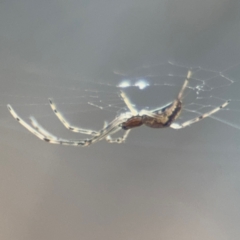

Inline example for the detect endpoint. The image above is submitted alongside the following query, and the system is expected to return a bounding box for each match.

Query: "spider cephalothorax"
[7,71,230,146]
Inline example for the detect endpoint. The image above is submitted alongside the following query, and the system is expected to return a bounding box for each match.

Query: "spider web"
[2,61,240,134]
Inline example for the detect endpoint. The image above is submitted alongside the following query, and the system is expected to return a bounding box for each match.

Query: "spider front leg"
[30,116,58,140]
[7,104,125,146]
[49,98,98,136]
[30,115,125,146]
[8,104,93,146]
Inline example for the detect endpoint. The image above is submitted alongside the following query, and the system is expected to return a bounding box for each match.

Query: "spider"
[7,71,230,147]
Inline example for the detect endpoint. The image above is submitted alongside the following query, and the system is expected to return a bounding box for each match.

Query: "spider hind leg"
[170,100,230,129]
[177,70,192,100]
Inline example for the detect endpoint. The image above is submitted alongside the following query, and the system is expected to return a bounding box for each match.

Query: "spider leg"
[7,104,90,146]
[7,104,55,142]
[30,116,58,140]
[49,98,98,136]
[177,70,192,100]
[7,104,128,146]
[106,129,131,144]
[32,116,124,146]
[138,71,192,118]
[120,90,160,118]
[170,100,230,129]
[120,91,138,116]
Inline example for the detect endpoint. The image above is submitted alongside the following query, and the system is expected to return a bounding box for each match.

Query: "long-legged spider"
[7,71,230,146]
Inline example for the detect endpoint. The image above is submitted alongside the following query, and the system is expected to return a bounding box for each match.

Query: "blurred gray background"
[1,0,240,239]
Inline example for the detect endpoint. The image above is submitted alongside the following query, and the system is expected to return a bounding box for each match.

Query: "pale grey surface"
[1,1,240,240]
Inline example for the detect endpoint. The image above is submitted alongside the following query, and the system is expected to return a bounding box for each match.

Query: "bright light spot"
[117,80,131,88]
[134,79,149,90]
[117,79,149,89]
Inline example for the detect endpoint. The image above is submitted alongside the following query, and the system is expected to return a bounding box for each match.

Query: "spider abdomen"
[143,100,182,128]
[142,115,171,128]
